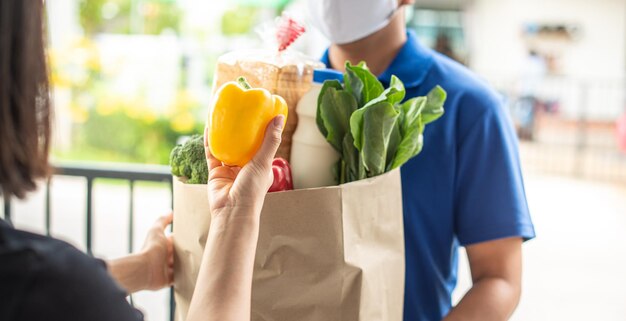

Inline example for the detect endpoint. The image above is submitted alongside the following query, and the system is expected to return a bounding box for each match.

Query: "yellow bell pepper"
[209,77,288,167]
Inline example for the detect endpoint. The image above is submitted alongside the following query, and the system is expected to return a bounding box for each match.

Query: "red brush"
[276,15,306,52]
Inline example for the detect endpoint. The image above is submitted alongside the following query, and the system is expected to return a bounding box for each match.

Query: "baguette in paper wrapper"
[212,50,323,161]
[173,170,405,321]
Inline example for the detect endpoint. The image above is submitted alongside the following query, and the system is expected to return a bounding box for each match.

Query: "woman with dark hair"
[0,1,281,320]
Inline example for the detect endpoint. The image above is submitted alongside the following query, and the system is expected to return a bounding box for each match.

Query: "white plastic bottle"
[290,69,343,189]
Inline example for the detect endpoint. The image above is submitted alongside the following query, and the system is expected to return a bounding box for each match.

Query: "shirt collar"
[320,30,434,89]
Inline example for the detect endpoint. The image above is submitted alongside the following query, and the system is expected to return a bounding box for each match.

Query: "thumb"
[153,212,173,231]
[250,115,284,170]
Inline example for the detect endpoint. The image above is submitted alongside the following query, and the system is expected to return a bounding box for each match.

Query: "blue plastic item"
[313,69,344,84]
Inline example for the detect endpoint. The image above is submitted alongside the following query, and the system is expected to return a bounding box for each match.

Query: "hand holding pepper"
[204,116,285,216]
[192,117,284,321]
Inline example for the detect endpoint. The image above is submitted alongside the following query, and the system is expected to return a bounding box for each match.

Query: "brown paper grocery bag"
[173,169,405,321]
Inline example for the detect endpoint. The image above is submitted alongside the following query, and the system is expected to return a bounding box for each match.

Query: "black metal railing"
[1,162,176,321]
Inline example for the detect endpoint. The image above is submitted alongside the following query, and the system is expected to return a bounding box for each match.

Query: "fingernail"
[274,115,284,130]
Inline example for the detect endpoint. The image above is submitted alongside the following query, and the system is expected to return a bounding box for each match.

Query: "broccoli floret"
[169,144,185,177]
[188,157,209,184]
[170,135,208,184]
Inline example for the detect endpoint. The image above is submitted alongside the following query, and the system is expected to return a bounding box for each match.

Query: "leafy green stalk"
[344,62,384,106]
[421,85,447,125]
[316,62,446,184]
[316,80,343,139]
[317,86,357,152]
[350,101,399,175]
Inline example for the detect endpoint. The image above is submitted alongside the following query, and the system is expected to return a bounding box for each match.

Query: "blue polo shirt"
[322,30,535,321]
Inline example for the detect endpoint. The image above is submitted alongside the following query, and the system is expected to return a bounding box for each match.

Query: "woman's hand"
[204,115,284,217]
[107,213,174,293]
[187,116,284,321]
[139,213,174,291]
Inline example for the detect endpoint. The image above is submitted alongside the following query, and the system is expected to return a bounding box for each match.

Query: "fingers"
[153,212,173,231]
[204,126,221,171]
[249,115,284,171]
[209,166,237,181]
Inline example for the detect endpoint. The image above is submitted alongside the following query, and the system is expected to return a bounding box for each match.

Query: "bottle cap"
[313,69,344,84]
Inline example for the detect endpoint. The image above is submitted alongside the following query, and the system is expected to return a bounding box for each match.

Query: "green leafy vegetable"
[341,134,359,182]
[385,119,402,171]
[384,75,406,106]
[390,121,424,170]
[400,97,427,133]
[316,62,446,184]
[357,102,400,175]
[361,75,405,110]
[169,135,208,184]
[345,62,384,106]
[316,80,343,139]
[422,85,447,125]
[318,86,358,152]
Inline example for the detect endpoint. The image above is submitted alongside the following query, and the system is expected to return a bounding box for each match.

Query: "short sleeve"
[454,89,536,246]
[16,244,144,321]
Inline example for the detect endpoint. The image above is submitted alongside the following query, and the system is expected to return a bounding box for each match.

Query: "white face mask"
[308,0,399,45]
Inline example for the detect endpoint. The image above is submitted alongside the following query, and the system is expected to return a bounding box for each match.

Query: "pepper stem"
[237,77,252,90]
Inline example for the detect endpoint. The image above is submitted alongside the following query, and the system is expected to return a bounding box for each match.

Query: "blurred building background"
[2,0,625,320]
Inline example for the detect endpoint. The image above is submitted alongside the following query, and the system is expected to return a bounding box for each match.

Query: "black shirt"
[0,219,143,321]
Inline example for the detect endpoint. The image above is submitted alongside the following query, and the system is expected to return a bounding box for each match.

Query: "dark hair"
[0,0,51,199]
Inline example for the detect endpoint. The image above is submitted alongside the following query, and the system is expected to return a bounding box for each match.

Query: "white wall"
[465,0,626,120]
[466,0,626,80]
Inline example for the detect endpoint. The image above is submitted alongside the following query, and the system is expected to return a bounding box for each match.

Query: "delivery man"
[307,0,536,320]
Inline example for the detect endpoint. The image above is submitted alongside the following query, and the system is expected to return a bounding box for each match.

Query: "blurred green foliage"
[141,1,182,34]
[50,36,205,165]
[221,6,259,36]
[79,0,181,35]
[233,0,292,9]
[77,109,203,164]
[70,88,205,165]
[56,1,290,165]
[53,89,205,165]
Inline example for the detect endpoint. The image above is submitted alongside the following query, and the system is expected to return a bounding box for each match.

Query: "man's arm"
[444,237,523,321]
